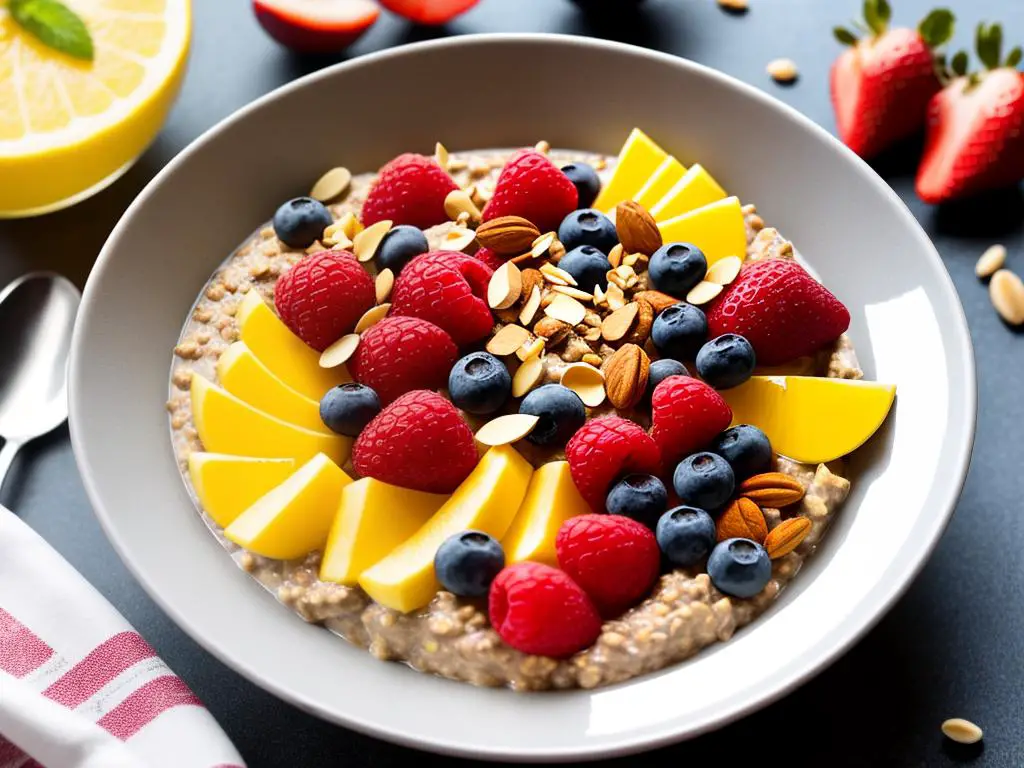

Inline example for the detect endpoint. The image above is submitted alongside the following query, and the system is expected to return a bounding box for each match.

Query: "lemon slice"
[0,0,191,217]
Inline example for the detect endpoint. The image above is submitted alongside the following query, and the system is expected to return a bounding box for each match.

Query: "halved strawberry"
[253,0,379,53]
[378,0,479,25]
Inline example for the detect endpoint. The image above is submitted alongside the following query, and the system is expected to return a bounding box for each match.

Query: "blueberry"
[712,424,772,481]
[651,302,708,360]
[646,358,689,400]
[606,474,668,529]
[557,246,612,293]
[648,243,707,296]
[656,506,717,568]
[448,352,511,416]
[434,530,505,597]
[272,197,333,249]
[557,209,618,254]
[561,163,602,208]
[376,225,428,274]
[707,538,772,598]
[696,334,756,389]
[518,384,586,446]
[319,383,381,436]
[673,452,735,511]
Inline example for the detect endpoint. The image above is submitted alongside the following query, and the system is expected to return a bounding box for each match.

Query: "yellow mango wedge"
[658,196,746,266]
[190,373,351,466]
[236,291,350,401]
[216,341,328,433]
[721,376,897,464]
[359,445,533,613]
[502,461,591,566]
[225,453,352,560]
[593,128,668,211]
[320,478,449,585]
[631,156,687,211]
[188,453,296,528]
[650,164,727,222]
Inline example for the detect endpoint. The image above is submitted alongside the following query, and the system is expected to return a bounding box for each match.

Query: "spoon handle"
[0,440,23,491]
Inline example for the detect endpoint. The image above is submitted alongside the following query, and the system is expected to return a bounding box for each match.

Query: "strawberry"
[378,0,479,25]
[349,316,458,404]
[565,416,663,513]
[830,5,954,159]
[650,376,732,467]
[273,250,375,351]
[362,153,458,230]
[353,390,478,493]
[556,514,661,617]
[488,562,602,658]
[389,251,494,346]
[916,24,1024,204]
[481,150,578,233]
[253,0,379,53]
[705,259,851,366]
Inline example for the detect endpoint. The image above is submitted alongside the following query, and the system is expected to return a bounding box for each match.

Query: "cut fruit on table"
[187,453,296,528]
[0,0,191,217]
[253,0,380,53]
[657,196,746,266]
[721,376,896,464]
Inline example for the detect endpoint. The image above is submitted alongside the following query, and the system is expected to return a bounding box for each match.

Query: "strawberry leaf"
[833,26,859,46]
[918,9,955,49]
[950,50,969,77]
[976,22,1003,70]
[863,0,888,36]
[1007,46,1023,69]
[7,0,93,61]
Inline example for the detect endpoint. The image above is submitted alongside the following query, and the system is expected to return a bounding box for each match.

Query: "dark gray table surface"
[2,0,1022,765]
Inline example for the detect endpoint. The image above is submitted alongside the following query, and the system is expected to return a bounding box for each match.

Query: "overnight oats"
[167,129,896,691]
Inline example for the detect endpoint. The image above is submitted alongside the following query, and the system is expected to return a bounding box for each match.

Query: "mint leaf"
[833,26,858,46]
[1007,46,1022,69]
[8,0,94,61]
[976,22,1002,70]
[919,9,955,49]
[951,50,969,77]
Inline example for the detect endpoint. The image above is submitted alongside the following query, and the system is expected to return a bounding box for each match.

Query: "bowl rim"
[69,33,977,760]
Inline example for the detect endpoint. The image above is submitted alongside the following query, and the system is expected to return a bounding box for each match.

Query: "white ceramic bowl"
[69,35,976,761]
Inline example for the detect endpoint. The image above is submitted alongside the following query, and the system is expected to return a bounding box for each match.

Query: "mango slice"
[188,453,296,528]
[502,461,591,566]
[359,445,533,613]
[190,373,351,466]
[721,376,897,464]
[320,478,449,585]
[592,128,668,212]
[225,453,352,560]
[649,164,727,222]
[657,196,746,266]
[236,290,349,401]
[632,156,687,211]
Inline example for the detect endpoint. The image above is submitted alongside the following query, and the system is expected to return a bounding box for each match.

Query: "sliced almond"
[488,262,523,310]
[552,284,594,301]
[990,268,1024,325]
[338,211,362,240]
[593,284,607,307]
[475,413,539,446]
[375,268,394,304]
[606,282,627,311]
[322,221,354,250]
[976,244,1006,278]
[319,333,359,369]
[443,225,477,252]
[353,220,391,263]
[608,243,624,269]
[512,356,544,397]
[706,255,743,285]
[601,302,640,342]
[539,261,577,287]
[544,293,587,326]
[444,189,482,223]
[687,280,724,305]
[530,231,557,260]
[582,353,603,367]
[310,166,351,203]
[486,324,532,356]
[518,284,542,325]
[516,336,545,361]
[560,363,606,407]
[941,718,983,745]
[434,141,449,170]
[767,57,799,83]
[354,303,390,333]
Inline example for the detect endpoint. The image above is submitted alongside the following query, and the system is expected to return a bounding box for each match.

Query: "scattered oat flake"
[717,0,748,10]
[976,244,1006,278]
[767,58,798,83]
[476,413,539,446]
[941,718,982,745]
[989,269,1024,325]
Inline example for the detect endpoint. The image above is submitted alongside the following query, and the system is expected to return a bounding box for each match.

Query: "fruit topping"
[362,153,458,229]
[560,162,602,209]
[188,454,296,529]
[566,415,663,512]
[633,156,687,210]
[593,128,668,211]
[253,0,380,54]
[518,384,587,447]
[448,352,512,415]
[503,460,591,566]
[434,530,506,597]
[605,473,668,529]
[378,0,480,25]
[376,224,429,274]
[657,196,746,267]
[707,538,772,598]
[650,302,708,360]
[649,164,727,222]
[650,376,732,466]
[556,513,661,616]
[488,561,602,658]
[558,245,613,293]
[656,506,718,568]
[349,316,458,404]
[645,358,689,401]
[272,197,333,249]
[672,452,736,512]
[695,333,756,390]
[648,242,707,297]
[319,382,381,436]
[482,149,579,233]
[557,209,618,254]
[712,424,773,481]
[471,246,505,271]
[706,258,851,366]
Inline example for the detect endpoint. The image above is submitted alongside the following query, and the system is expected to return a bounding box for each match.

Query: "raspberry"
[471,246,504,271]
[362,153,458,230]
[353,390,477,493]
[273,250,375,351]
[349,316,458,404]
[389,251,494,346]
[565,416,663,513]
[488,562,601,658]
[650,376,733,467]
[481,150,578,233]
[556,514,661,616]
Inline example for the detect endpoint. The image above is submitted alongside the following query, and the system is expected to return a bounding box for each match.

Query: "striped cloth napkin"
[0,507,245,768]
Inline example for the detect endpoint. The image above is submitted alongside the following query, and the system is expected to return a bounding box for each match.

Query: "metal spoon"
[0,273,80,491]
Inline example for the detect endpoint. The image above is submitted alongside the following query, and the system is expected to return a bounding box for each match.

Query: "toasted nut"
[520,268,544,297]
[552,284,594,301]
[375,268,395,303]
[319,333,360,369]
[544,293,588,326]
[353,220,391,263]
[582,353,603,366]
[593,284,607,307]
[512,356,544,397]
[442,225,477,252]
[476,216,540,255]
[310,166,352,202]
[476,414,539,446]
[633,290,679,313]
[534,139,551,154]
[605,282,627,311]
[338,211,362,239]
[608,243,625,269]
[487,324,532,356]
[444,189,482,223]
[976,244,1007,278]
[767,58,799,83]
[604,343,649,410]
[616,200,663,255]
[941,719,983,745]
[623,297,655,346]
[763,517,812,559]
[601,302,640,342]
[455,211,470,227]
[716,498,768,543]
[540,262,578,286]
[686,280,724,305]
[322,221,353,249]
[516,337,545,361]
[488,261,523,309]
[549,238,566,263]
[990,268,1024,325]
[534,316,571,346]
[706,255,743,285]
[561,363,606,407]
[519,284,543,325]
[740,472,806,507]
[469,159,490,178]
[434,141,449,170]
[583,326,602,343]
[530,232,557,260]
[354,303,390,333]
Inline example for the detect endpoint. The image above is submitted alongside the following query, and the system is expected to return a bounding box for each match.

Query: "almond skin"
[764,516,812,559]
[716,498,767,543]
[604,343,650,410]
[622,296,655,346]
[616,201,663,255]
[476,216,541,255]
[739,472,806,508]
[633,290,680,314]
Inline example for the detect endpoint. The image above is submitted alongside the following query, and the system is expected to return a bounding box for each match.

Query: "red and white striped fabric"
[0,508,245,768]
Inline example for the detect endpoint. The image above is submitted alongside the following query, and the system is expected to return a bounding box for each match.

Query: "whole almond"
[476,216,541,255]
[633,290,679,313]
[763,516,812,559]
[716,498,767,543]
[739,472,806,508]
[616,201,663,255]
[622,297,654,346]
[604,343,649,410]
